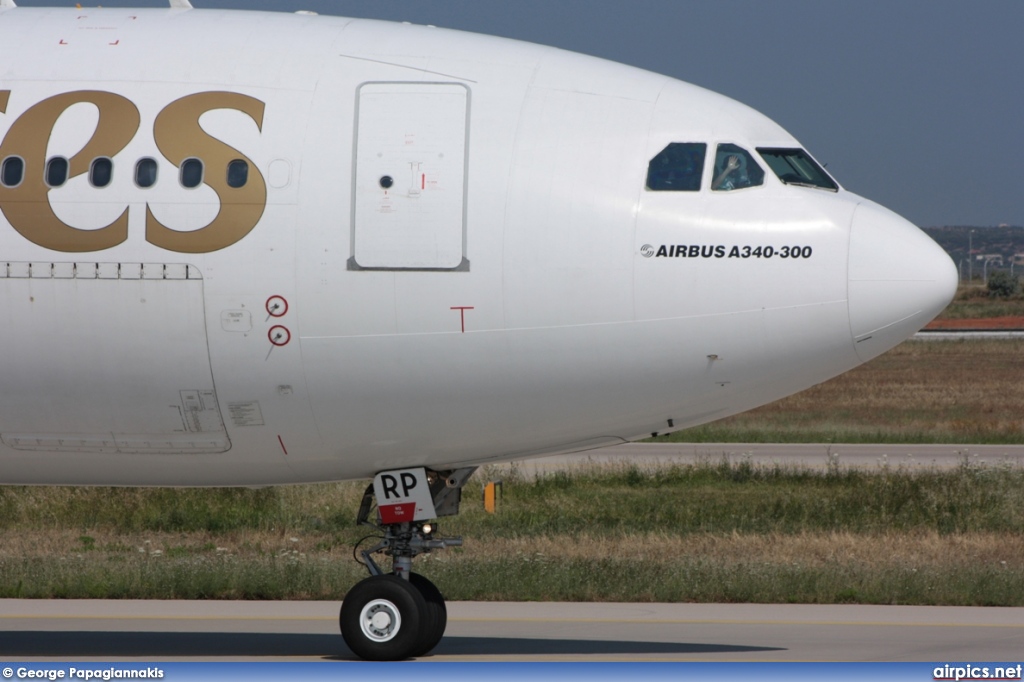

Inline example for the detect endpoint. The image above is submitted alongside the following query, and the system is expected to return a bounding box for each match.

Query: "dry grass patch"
[4,529,1022,604]
[448,531,1024,571]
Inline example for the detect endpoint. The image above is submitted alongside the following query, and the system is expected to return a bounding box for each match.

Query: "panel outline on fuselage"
[347,80,471,272]
[0,261,232,455]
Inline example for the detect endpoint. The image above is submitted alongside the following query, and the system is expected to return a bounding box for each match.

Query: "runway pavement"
[506,442,1024,473]
[1,600,1022,662]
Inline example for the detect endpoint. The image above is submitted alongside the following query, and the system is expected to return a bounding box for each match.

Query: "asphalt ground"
[506,442,1024,473]
[1,600,1022,662]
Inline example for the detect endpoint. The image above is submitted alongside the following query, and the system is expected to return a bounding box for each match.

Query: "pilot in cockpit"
[712,144,764,192]
[713,153,747,191]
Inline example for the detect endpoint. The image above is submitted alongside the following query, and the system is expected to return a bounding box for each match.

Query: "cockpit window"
[646,143,706,192]
[757,148,838,191]
[711,144,764,191]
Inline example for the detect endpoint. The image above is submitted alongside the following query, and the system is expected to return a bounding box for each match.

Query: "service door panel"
[351,82,469,270]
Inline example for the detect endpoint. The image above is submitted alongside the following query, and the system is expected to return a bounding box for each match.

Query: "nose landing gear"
[340,467,475,660]
[341,574,425,660]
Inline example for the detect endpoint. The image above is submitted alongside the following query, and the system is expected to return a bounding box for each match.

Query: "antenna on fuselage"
[0,0,17,9]
[169,0,193,8]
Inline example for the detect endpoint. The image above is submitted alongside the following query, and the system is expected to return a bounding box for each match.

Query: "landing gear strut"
[340,466,475,660]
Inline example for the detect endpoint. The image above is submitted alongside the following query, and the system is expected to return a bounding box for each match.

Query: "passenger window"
[646,143,706,192]
[90,158,113,188]
[46,157,69,188]
[711,144,764,191]
[1,156,25,188]
[757,147,838,190]
[135,158,158,188]
[180,158,203,189]
[226,159,248,189]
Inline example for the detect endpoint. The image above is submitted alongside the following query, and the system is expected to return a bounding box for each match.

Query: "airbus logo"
[640,243,815,260]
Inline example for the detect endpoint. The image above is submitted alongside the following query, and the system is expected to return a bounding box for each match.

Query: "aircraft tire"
[409,572,447,656]
[340,575,427,661]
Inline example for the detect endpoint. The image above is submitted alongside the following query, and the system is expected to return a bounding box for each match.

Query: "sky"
[13,0,1024,227]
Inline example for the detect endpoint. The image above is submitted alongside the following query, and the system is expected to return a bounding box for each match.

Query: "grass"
[934,284,1024,320]
[1,460,1023,605]
[652,339,1024,444]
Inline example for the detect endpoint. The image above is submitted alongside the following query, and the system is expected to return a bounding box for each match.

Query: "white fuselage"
[0,7,957,486]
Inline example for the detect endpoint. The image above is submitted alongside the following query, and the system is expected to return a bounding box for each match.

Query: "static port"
[379,175,394,189]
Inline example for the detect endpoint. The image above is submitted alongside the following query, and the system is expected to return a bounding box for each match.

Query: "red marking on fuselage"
[421,173,425,190]
[450,306,475,333]
[277,435,288,456]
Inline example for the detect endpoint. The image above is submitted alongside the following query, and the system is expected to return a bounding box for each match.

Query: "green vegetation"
[1,461,1022,605]
[987,270,1021,298]
[939,298,1024,320]
[935,284,1024,319]
[481,459,1024,536]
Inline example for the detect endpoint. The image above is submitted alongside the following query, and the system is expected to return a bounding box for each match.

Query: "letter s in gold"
[147,92,268,253]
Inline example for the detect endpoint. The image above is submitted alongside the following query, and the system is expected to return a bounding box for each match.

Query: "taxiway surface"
[1,600,1021,662]
[508,442,1024,473]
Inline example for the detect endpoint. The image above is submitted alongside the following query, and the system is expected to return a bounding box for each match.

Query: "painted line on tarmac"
[448,617,1024,629]
[0,614,330,622]
[4,613,1021,629]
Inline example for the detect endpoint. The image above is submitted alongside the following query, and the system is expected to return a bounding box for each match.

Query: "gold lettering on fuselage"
[0,90,268,254]
[0,91,139,252]
[147,92,267,253]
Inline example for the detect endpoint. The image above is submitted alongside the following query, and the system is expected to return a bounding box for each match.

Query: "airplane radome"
[0,0,957,660]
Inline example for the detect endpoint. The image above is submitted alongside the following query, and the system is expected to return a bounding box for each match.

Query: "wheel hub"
[360,599,401,642]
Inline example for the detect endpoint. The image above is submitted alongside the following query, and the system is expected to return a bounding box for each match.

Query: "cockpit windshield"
[757,148,838,191]
[646,143,706,192]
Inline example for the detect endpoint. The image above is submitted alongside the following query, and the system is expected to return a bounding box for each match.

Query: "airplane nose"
[848,200,958,362]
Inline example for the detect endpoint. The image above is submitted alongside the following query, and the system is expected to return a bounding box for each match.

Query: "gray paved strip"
[509,443,1024,473]
[914,331,1024,340]
[1,600,1021,662]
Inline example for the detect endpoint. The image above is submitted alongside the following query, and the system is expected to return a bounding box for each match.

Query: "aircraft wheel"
[340,575,427,661]
[409,572,447,656]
